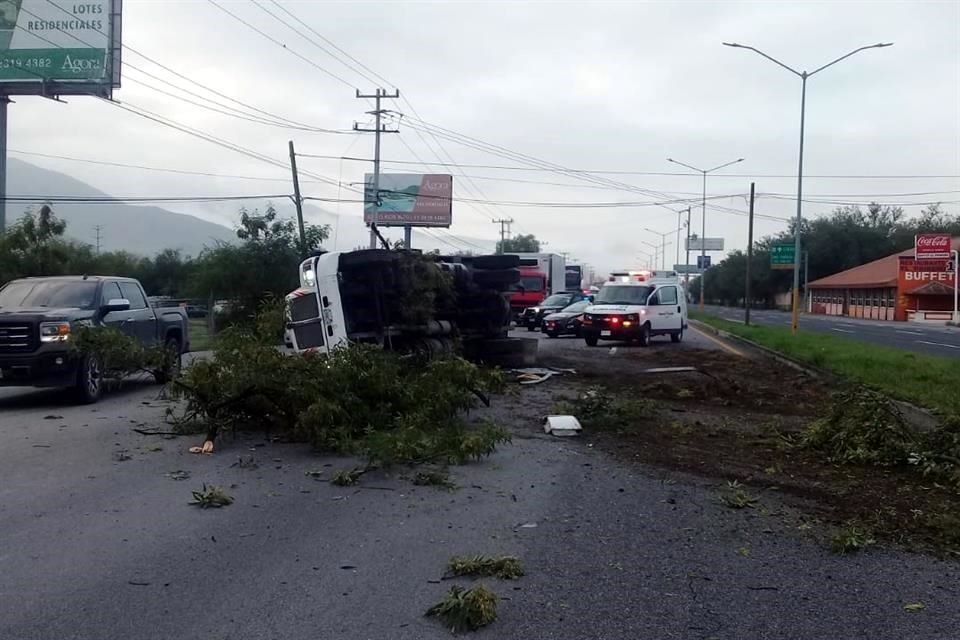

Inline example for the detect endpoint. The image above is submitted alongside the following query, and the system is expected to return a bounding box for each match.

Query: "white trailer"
[508,253,567,295]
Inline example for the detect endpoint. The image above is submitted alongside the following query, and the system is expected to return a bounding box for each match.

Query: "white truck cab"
[580,270,688,347]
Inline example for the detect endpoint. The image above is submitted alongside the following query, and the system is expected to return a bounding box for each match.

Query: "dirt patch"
[504,345,960,556]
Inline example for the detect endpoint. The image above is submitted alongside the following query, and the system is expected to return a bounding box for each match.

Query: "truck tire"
[471,268,521,289]
[74,354,103,404]
[671,328,683,343]
[638,323,651,347]
[471,255,520,270]
[154,337,182,384]
[469,337,536,368]
[584,336,599,347]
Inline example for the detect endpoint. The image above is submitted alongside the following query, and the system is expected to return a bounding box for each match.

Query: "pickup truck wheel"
[585,336,599,347]
[671,328,683,343]
[154,337,182,384]
[74,354,103,404]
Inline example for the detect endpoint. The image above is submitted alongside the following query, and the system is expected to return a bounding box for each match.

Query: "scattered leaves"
[426,585,498,633]
[830,522,876,555]
[720,480,758,509]
[446,554,524,580]
[904,602,926,612]
[189,484,233,509]
[331,468,364,487]
[413,469,457,490]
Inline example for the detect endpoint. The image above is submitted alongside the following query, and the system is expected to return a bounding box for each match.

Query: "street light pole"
[667,156,744,311]
[723,41,893,334]
[645,227,677,270]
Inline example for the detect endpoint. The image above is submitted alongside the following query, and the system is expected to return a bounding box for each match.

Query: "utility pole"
[745,183,755,325]
[355,89,400,250]
[684,207,692,289]
[0,96,9,234]
[93,225,103,255]
[288,140,306,257]
[493,218,514,253]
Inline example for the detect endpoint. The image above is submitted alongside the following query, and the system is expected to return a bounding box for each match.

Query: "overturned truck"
[285,249,534,366]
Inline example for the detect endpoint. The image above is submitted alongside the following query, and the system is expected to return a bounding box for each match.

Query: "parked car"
[542,300,593,338]
[0,276,189,403]
[520,291,592,331]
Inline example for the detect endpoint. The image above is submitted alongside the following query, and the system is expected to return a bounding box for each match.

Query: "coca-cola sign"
[915,234,952,260]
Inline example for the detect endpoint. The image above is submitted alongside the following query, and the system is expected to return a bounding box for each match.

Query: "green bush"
[170,305,510,469]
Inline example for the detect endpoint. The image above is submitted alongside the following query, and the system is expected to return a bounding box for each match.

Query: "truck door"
[100,281,137,338]
[649,286,680,332]
[119,282,158,345]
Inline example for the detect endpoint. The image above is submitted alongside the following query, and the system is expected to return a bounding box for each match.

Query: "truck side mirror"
[102,298,131,313]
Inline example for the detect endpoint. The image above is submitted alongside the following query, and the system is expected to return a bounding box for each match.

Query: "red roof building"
[807,237,958,322]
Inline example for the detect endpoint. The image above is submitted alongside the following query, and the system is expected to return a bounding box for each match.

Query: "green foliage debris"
[413,469,457,490]
[720,480,758,509]
[558,385,657,432]
[426,584,498,633]
[446,554,524,580]
[189,484,233,509]
[830,522,876,554]
[331,469,363,487]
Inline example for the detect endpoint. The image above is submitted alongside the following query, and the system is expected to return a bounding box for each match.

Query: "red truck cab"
[508,267,547,319]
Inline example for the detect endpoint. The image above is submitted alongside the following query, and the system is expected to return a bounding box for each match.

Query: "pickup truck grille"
[289,293,320,322]
[0,323,37,353]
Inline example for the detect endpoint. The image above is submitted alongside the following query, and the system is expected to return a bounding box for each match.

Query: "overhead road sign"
[0,0,122,98]
[673,264,703,275]
[686,236,725,252]
[771,243,796,270]
[697,255,712,269]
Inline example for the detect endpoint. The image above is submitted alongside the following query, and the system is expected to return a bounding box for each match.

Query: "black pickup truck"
[0,276,189,403]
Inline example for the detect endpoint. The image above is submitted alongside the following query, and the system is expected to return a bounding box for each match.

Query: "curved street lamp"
[723,41,893,334]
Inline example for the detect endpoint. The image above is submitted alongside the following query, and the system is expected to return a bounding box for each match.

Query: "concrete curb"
[689,318,836,380]
[689,318,939,430]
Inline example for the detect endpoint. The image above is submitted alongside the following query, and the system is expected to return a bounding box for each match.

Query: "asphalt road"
[1,340,957,639]
[705,304,960,358]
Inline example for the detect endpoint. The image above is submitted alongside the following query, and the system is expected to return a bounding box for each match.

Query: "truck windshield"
[595,285,653,305]
[0,281,99,309]
[511,277,544,292]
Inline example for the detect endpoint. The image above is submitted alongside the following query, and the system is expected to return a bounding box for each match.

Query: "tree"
[189,204,330,319]
[496,234,540,254]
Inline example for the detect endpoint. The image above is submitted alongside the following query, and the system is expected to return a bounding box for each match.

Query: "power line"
[8,149,333,185]
[300,153,960,180]
[207,0,357,89]
[4,194,291,204]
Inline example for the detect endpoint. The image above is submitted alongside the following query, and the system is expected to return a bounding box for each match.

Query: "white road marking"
[916,340,960,350]
[896,330,923,335]
[831,328,854,334]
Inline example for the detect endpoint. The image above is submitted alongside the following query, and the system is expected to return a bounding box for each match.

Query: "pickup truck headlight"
[300,264,316,289]
[40,322,71,342]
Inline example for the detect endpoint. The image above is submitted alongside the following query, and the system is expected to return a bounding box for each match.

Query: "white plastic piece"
[544,415,583,437]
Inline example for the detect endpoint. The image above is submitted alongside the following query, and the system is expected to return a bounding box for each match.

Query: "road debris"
[510,367,576,385]
[188,440,215,455]
[543,415,582,437]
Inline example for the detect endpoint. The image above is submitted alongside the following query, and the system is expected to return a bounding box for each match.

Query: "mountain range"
[6,158,496,257]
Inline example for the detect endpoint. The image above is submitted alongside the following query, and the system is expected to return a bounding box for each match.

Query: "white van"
[580,271,688,347]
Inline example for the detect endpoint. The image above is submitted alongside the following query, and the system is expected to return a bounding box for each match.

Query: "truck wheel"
[153,337,182,384]
[584,336,599,347]
[472,268,521,289]
[638,323,651,347]
[74,354,103,404]
[671,329,683,343]
[471,255,520,270]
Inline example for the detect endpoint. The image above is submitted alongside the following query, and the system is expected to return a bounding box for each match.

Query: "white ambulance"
[580,270,688,347]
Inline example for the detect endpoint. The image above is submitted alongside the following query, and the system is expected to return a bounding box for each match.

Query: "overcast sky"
[9,0,960,275]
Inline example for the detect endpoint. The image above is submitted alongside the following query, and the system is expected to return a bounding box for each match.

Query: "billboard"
[686,236,724,251]
[915,234,952,260]
[364,173,453,227]
[0,0,122,96]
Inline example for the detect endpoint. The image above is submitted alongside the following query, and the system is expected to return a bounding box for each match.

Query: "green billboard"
[0,0,120,94]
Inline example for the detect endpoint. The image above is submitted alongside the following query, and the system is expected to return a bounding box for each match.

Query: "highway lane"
[703,305,960,358]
